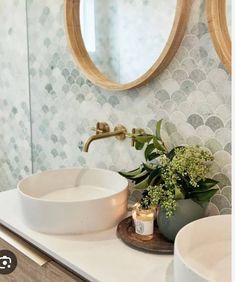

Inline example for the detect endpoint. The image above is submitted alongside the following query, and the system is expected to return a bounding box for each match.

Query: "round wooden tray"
[116,216,174,254]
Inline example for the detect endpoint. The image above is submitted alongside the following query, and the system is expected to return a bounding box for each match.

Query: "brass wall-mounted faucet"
[83,122,127,152]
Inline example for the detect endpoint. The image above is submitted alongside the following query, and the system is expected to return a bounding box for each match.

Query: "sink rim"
[17,167,129,204]
[174,214,231,281]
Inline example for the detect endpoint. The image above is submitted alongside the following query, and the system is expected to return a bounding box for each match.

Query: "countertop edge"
[0,217,98,282]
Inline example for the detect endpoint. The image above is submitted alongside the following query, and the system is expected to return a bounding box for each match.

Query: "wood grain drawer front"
[0,226,84,282]
[46,261,85,282]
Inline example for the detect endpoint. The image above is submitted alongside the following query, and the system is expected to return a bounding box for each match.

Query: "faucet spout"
[83,125,127,152]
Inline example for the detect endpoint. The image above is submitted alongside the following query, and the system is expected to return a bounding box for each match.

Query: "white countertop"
[0,189,173,282]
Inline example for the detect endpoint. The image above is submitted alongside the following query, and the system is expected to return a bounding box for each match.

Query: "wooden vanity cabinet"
[0,225,86,282]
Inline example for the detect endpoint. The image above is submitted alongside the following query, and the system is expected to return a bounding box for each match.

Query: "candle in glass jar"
[132,204,154,240]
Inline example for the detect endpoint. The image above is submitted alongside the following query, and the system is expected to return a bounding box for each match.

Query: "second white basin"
[174,214,231,282]
[18,168,128,234]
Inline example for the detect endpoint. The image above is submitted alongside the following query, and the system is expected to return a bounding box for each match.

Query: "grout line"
[25,0,34,173]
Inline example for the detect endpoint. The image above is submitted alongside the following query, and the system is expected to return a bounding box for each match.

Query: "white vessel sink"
[174,215,231,282]
[18,168,128,234]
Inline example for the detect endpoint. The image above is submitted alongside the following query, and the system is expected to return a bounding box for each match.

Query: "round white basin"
[174,215,231,282]
[18,168,128,234]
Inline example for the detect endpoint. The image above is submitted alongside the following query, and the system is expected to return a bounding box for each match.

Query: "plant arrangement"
[119,120,218,217]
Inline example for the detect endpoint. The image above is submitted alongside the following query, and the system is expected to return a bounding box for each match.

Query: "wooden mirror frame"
[65,0,190,91]
[207,0,231,73]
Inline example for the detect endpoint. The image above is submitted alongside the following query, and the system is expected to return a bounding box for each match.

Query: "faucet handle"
[131,128,145,146]
[91,126,103,134]
[96,122,110,134]
[91,122,111,134]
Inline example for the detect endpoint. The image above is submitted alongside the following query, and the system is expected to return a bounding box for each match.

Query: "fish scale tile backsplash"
[0,0,231,215]
[0,0,31,191]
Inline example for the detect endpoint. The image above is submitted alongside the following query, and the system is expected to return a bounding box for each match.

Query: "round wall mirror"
[65,0,190,91]
[207,0,231,73]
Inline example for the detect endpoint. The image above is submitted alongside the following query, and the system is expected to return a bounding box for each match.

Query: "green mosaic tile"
[187,114,204,129]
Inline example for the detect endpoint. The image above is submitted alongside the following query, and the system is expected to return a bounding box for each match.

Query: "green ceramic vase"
[157,199,207,242]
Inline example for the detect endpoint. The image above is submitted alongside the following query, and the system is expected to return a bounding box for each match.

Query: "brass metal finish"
[0,225,84,281]
[96,122,110,134]
[131,128,145,147]
[91,122,110,134]
[0,225,50,267]
[83,123,127,152]
[114,125,127,140]
[131,128,136,147]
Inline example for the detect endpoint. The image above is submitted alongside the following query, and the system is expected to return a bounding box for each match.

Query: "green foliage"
[155,119,162,140]
[119,120,219,217]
